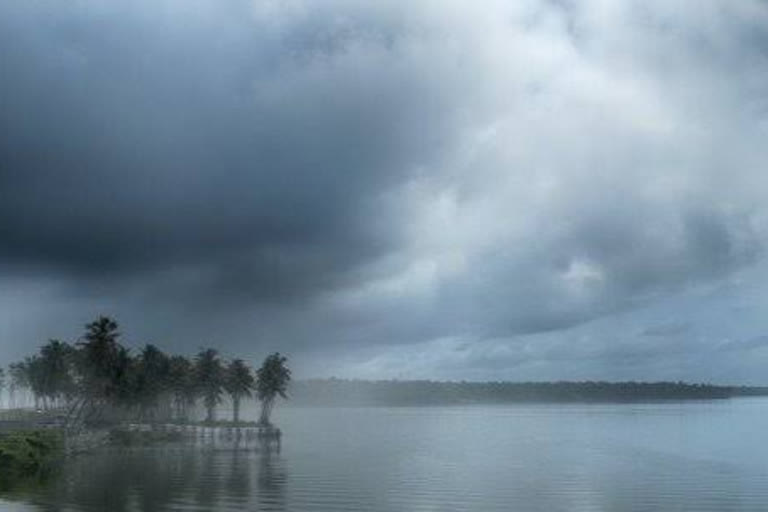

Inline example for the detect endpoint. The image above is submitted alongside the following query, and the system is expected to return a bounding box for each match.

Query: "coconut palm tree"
[77,316,123,398]
[70,316,133,424]
[195,348,224,423]
[255,353,291,426]
[224,359,255,424]
[39,339,76,408]
[136,344,171,422]
[169,355,197,421]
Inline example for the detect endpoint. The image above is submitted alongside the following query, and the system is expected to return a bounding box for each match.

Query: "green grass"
[0,430,63,479]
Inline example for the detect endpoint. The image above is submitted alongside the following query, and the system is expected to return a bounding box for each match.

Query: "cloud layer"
[1,0,767,381]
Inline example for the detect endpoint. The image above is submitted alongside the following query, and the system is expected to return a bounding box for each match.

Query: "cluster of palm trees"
[1,316,291,427]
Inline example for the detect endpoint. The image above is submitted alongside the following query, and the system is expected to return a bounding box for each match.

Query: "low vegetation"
[0,430,63,478]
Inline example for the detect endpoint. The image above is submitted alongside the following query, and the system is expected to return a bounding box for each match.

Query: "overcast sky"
[1,0,768,383]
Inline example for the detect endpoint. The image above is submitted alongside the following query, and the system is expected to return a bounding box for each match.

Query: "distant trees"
[5,317,292,427]
[255,353,291,426]
[24,360,41,408]
[8,362,28,408]
[288,378,737,406]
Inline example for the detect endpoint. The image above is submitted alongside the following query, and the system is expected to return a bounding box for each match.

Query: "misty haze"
[2,1,768,511]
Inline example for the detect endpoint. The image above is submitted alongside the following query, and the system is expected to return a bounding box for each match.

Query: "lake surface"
[3,398,768,511]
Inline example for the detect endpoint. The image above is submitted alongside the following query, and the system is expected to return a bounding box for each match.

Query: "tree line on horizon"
[288,378,742,406]
[0,316,291,427]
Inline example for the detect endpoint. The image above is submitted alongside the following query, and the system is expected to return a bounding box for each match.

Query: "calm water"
[3,399,768,511]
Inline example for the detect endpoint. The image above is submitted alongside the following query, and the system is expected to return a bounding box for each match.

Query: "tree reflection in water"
[256,439,287,511]
[0,436,287,511]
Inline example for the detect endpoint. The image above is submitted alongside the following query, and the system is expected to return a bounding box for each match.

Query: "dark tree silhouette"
[39,339,76,407]
[195,349,225,423]
[255,353,291,426]
[136,344,171,422]
[71,316,133,424]
[224,359,255,424]
[6,317,294,428]
[18,357,45,409]
[169,355,197,422]
[78,316,122,395]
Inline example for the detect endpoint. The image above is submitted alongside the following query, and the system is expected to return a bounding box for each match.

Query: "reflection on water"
[0,437,286,512]
[257,444,287,511]
[4,400,768,511]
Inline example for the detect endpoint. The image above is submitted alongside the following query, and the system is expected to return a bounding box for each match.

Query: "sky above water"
[1,0,768,383]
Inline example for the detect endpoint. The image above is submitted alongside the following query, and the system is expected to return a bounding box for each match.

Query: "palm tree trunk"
[259,397,273,425]
[233,396,240,424]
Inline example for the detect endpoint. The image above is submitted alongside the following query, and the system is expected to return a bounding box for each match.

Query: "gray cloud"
[1,0,767,381]
[642,322,691,337]
[0,0,459,292]
[716,335,768,353]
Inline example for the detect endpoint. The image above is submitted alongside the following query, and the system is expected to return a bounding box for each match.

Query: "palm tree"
[8,362,28,408]
[0,367,5,409]
[77,316,123,397]
[195,348,224,423]
[39,339,76,408]
[136,344,171,422]
[71,316,132,424]
[224,359,255,424]
[21,357,45,409]
[255,353,291,426]
[169,355,196,422]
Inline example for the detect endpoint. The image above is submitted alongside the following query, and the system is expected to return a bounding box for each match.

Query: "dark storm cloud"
[1,0,768,381]
[0,0,456,300]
